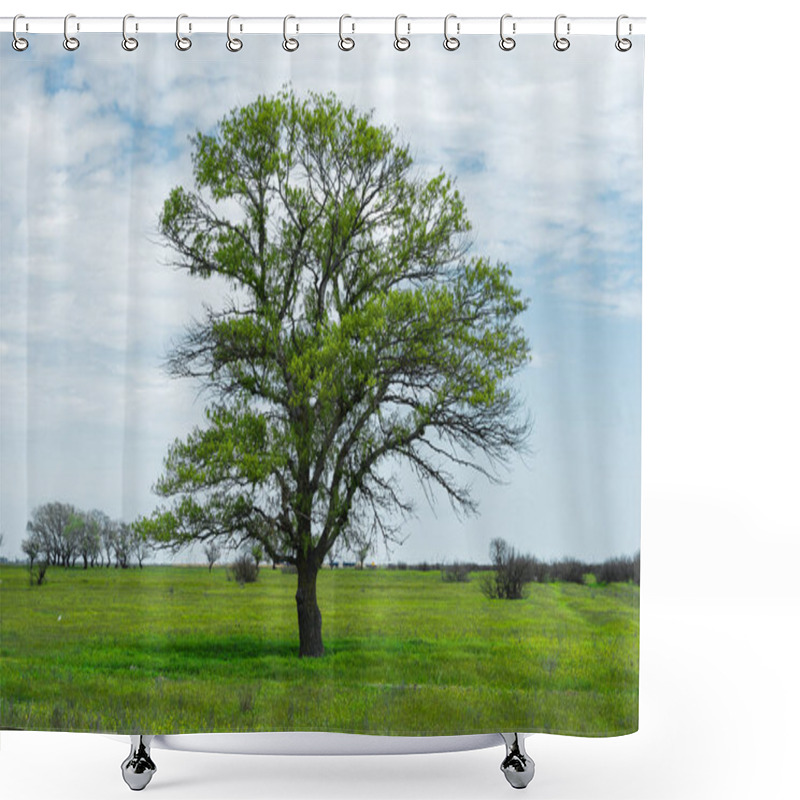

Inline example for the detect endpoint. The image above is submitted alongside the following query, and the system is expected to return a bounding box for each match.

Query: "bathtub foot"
[499,733,535,789]
[121,735,157,791]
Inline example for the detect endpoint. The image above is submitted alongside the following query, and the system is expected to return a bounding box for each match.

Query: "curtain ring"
[63,13,80,51]
[499,14,516,51]
[12,14,29,51]
[615,15,632,52]
[553,14,570,52]
[226,15,243,52]
[283,15,299,52]
[394,14,410,51]
[338,14,355,51]
[443,14,460,51]
[122,14,138,51]
[175,14,192,51]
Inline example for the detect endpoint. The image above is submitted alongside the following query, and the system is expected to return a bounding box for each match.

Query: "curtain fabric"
[0,32,644,737]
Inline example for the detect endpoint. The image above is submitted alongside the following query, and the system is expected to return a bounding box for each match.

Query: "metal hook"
[175,14,192,51]
[122,14,138,51]
[283,15,299,52]
[226,15,243,52]
[63,13,80,51]
[499,14,516,51]
[553,14,570,52]
[443,14,460,51]
[394,14,410,51]
[615,15,632,51]
[338,14,355,51]
[12,14,29,51]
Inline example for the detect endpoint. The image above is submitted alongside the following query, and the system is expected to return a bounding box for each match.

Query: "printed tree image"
[136,90,530,657]
[25,501,76,567]
[21,535,39,571]
[204,542,222,571]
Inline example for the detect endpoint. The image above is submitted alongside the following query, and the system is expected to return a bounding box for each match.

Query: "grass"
[0,565,638,736]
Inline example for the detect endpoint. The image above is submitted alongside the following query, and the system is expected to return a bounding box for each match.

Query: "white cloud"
[1,33,642,562]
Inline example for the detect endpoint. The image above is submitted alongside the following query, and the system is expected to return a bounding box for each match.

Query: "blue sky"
[0,34,643,564]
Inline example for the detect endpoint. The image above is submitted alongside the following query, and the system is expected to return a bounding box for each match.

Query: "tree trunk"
[295,560,324,657]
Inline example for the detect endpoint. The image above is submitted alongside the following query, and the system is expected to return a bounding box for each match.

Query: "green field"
[0,565,638,736]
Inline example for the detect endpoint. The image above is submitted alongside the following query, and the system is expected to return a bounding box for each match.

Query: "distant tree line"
[383,545,641,594]
[479,538,640,599]
[21,502,148,579]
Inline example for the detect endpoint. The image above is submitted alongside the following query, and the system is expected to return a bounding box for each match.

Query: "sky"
[0,33,643,565]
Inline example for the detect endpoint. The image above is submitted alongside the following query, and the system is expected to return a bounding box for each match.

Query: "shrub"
[481,538,536,599]
[479,571,499,598]
[229,554,259,585]
[595,555,636,585]
[440,561,471,583]
[356,543,371,570]
[203,542,221,572]
[550,558,586,585]
[21,535,40,571]
[528,557,550,584]
[30,562,48,586]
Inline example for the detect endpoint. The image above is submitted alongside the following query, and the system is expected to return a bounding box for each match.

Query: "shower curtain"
[0,23,643,739]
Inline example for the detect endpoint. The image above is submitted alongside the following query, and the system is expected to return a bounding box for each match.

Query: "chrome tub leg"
[500,733,535,789]
[121,735,156,791]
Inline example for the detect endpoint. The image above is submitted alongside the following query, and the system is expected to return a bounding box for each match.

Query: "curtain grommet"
[553,15,570,52]
[226,15,243,52]
[615,15,633,51]
[443,14,460,51]
[499,14,516,51]
[12,14,29,51]
[394,15,410,51]
[175,14,192,51]
[338,14,355,51]
[63,13,80,51]
[283,15,299,52]
[121,14,138,51]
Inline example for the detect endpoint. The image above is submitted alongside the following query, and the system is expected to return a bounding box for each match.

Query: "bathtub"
[120,731,535,791]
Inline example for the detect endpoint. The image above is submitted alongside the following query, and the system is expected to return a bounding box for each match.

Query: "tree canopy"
[137,89,530,655]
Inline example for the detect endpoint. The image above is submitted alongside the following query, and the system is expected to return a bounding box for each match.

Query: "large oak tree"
[138,90,530,657]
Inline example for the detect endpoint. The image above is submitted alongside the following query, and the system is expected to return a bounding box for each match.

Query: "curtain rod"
[1,16,646,37]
